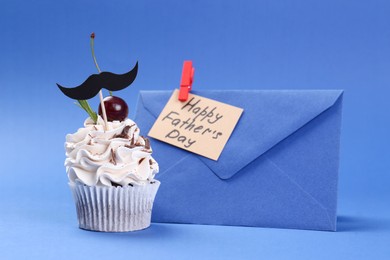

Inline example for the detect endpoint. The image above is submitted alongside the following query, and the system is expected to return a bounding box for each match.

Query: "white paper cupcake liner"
[69,181,160,232]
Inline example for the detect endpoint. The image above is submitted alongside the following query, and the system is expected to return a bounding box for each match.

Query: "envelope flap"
[140,90,343,180]
[139,91,173,117]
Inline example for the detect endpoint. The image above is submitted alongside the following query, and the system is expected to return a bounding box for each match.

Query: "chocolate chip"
[139,158,145,165]
[131,133,135,145]
[111,181,122,187]
[110,148,117,165]
[113,125,136,139]
[114,126,130,139]
[122,125,131,135]
[143,137,151,150]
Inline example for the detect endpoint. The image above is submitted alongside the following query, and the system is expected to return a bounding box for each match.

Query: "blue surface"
[0,0,389,259]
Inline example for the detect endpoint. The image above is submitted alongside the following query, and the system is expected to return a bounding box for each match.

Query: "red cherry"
[98,96,129,122]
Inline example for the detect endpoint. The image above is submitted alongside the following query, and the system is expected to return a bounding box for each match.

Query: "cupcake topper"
[56,62,138,100]
[56,33,138,128]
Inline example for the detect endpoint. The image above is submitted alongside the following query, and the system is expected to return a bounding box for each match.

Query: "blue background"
[0,0,389,259]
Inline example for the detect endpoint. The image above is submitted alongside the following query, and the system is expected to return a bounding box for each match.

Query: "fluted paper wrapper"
[69,181,160,232]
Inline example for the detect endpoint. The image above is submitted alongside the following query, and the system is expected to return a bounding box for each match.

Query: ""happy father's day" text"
[162,97,224,148]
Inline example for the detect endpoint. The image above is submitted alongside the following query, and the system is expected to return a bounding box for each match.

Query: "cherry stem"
[90,33,102,73]
[90,34,113,96]
[90,33,108,130]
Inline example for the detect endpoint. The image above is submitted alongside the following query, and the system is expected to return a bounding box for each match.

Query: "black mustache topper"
[57,62,138,100]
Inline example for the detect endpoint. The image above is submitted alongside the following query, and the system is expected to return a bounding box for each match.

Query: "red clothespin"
[178,60,195,101]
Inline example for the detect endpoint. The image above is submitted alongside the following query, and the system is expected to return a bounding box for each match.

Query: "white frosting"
[65,116,159,187]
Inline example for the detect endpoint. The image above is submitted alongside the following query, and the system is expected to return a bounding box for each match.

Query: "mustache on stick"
[57,62,138,100]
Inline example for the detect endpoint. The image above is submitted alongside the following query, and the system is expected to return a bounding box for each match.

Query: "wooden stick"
[98,90,108,129]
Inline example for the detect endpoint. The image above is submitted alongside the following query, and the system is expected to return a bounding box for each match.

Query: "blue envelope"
[134,90,343,231]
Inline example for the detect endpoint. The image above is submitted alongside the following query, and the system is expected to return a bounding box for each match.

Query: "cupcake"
[57,33,159,232]
[65,116,160,232]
